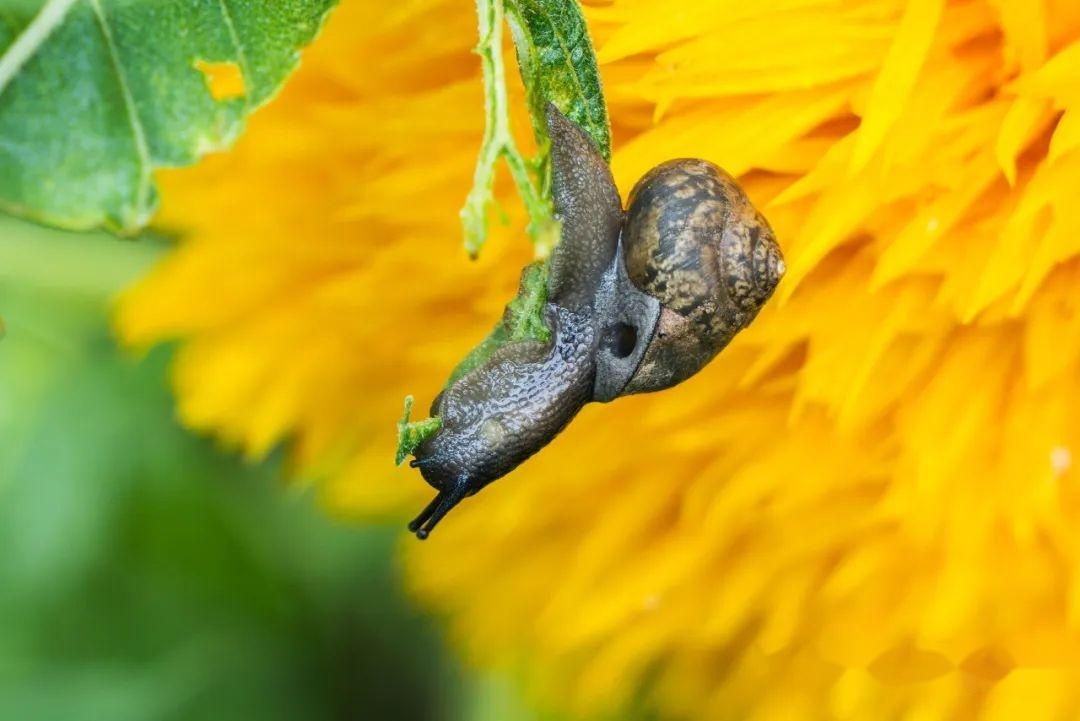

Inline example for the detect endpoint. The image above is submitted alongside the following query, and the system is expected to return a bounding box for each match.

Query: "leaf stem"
[462,0,557,259]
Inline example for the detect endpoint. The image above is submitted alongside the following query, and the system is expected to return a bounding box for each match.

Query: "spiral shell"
[620,159,784,395]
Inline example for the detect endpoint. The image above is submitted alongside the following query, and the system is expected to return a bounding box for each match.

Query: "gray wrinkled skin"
[406,105,784,539]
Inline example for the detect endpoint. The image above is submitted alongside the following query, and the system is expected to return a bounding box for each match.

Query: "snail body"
[407,105,784,539]
[410,304,595,536]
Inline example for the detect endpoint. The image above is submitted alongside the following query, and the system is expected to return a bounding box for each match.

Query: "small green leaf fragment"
[446,259,551,386]
[505,260,551,343]
[395,395,443,466]
[461,0,555,258]
[447,324,509,387]
[445,0,607,397]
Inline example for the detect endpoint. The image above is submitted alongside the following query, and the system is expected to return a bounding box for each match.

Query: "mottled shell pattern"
[620,159,785,395]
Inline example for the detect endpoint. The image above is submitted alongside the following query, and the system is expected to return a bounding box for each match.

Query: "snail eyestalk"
[462,0,556,259]
[409,476,470,540]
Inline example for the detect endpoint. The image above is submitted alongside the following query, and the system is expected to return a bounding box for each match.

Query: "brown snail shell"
[619,159,785,395]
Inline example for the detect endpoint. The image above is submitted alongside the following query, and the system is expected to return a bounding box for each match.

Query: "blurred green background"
[0,217,548,721]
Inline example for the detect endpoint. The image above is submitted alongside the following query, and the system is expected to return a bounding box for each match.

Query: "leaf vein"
[0,0,77,98]
[529,1,602,145]
[89,0,153,220]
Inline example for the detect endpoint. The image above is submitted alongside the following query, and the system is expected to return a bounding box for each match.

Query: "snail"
[406,105,784,539]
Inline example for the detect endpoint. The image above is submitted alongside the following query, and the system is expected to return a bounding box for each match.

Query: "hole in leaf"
[603,323,637,359]
[195,59,246,100]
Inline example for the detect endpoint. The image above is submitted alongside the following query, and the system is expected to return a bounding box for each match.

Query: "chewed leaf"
[194,59,246,100]
[453,0,607,368]
[421,0,609,445]
[0,0,337,233]
[506,0,611,160]
[396,396,442,466]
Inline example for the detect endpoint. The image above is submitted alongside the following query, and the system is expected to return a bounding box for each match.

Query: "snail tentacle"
[408,492,443,532]
[412,475,471,540]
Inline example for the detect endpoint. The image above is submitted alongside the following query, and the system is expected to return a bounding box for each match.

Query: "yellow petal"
[849,0,945,173]
[995,96,1054,185]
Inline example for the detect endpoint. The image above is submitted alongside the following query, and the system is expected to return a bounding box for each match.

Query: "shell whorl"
[620,159,784,395]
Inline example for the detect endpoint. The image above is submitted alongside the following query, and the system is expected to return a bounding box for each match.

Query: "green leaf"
[398,0,609,453]
[0,0,337,233]
[503,260,551,343]
[456,0,606,348]
[505,0,611,161]
[461,0,608,257]
[460,0,556,259]
[395,396,442,467]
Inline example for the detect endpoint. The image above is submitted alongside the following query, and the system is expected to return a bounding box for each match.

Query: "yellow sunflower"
[118,0,1080,718]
